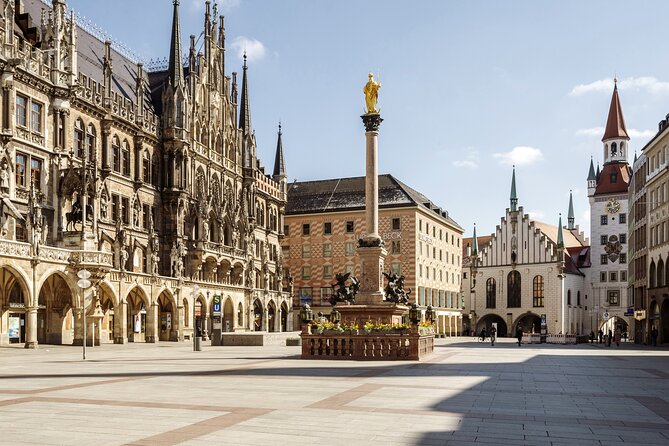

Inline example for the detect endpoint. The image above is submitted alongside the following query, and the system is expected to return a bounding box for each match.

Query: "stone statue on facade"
[363,72,381,114]
[383,271,411,305]
[329,272,360,305]
[0,158,9,196]
[245,259,254,288]
[120,246,129,271]
[100,190,108,220]
[133,199,141,227]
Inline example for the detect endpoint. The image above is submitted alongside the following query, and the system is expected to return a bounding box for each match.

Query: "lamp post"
[300,304,314,334]
[409,303,420,325]
[77,269,92,360]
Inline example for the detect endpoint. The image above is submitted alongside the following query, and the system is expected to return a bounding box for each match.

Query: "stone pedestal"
[356,245,386,305]
[337,303,407,326]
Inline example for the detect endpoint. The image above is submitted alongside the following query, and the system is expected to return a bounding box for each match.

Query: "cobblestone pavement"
[1,337,668,445]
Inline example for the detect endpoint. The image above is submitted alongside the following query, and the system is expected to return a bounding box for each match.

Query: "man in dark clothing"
[590,331,595,343]
[607,329,613,347]
[516,327,523,346]
[651,327,658,347]
[489,326,497,346]
[598,329,603,344]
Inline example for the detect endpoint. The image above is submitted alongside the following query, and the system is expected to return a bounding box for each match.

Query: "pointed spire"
[471,223,479,256]
[596,162,601,179]
[567,190,575,230]
[602,79,629,141]
[510,166,518,212]
[557,214,564,249]
[273,122,286,178]
[238,53,251,132]
[634,150,638,163]
[167,0,184,87]
[587,156,596,181]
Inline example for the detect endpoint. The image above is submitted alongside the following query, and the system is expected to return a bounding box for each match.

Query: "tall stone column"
[114,301,127,344]
[24,307,38,348]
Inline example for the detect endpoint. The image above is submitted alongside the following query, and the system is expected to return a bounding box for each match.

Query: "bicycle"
[478,335,488,343]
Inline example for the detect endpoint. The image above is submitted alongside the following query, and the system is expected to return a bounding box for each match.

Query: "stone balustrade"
[301,332,434,360]
[0,239,31,258]
[546,334,578,344]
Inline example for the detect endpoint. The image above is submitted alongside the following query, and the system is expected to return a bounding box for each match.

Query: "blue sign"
[625,307,634,316]
[213,303,221,313]
[212,295,221,315]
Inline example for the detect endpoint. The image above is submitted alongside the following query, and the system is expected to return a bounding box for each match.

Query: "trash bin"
[194,336,202,351]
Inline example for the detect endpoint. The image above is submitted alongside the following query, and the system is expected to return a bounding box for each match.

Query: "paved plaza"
[1,338,668,445]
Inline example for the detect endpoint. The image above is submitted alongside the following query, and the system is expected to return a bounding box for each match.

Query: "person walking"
[590,331,595,343]
[490,325,497,346]
[598,329,603,344]
[516,327,523,347]
[614,327,621,347]
[607,329,613,347]
[651,327,658,347]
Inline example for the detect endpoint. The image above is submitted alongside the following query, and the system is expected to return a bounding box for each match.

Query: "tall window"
[85,124,96,161]
[507,270,521,307]
[533,275,544,307]
[486,278,496,308]
[30,101,42,133]
[112,136,120,172]
[567,290,572,305]
[346,220,354,233]
[322,243,332,257]
[121,197,129,224]
[391,241,400,254]
[122,140,131,177]
[15,153,27,188]
[15,95,27,127]
[30,158,42,189]
[74,119,85,158]
[323,222,332,235]
[143,152,150,183]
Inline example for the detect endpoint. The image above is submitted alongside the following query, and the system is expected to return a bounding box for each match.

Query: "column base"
[114,337,127,344]
[146,336,157,343]
[24,341,38,349]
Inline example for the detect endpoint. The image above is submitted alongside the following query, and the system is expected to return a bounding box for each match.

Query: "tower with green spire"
[510,166,518,212]
[567,190,575,230]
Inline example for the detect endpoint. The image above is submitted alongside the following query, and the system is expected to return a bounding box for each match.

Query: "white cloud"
[575,126,654,139]
[527,209,545,221]
[569,76,669,96]
[230,36,266,63]
[492,146,543,166]
[452,150,480,169]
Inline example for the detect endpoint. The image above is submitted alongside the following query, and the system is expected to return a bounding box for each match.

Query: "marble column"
[24,307,38,349]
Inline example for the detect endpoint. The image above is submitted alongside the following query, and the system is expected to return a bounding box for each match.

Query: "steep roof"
[594,162,631,195]
[287,174,462,230]
[533,222,585,249]
[602,82,629,141]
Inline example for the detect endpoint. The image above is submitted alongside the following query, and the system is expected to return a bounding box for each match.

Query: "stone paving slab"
[1,338,669,445]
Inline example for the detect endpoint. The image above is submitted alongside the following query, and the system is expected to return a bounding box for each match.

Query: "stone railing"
[39,246,72,263]
[301,332,434,360]
[70,250,113,268]
[0,240,31,258]
[546,334,578,345]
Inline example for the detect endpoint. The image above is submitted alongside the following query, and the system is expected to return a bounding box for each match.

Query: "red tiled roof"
[602,83,629,141]
[594,163,631,195]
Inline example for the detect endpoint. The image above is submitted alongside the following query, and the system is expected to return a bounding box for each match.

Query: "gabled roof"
[595,162,631,195]
[533,222,585,249]
[287,174,462,230]
[602,82,629,141]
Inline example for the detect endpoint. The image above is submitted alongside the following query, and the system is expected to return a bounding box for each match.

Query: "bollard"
[194,336,202,351]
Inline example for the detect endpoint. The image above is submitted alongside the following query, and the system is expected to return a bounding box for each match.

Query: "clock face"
[606,199,620,214]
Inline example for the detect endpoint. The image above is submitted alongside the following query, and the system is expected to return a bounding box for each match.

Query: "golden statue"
[363,72,381,114]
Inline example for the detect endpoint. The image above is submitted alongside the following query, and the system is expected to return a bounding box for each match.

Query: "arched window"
[620,142,625,157]
[507,271,521,307]
[121,140,131,177]
[658,259,665,287]
[577,291,581,306]
[183,298,189,327]
[111,136,121,172]
[533,275,544,307]
[567,289,572,306]
[650,260,657,288]
[85,124,96,161]
[486,278,496,309]
[74,119,85,158]
[611,141,617,156]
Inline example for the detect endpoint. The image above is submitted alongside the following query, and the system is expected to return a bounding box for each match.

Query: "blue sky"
[67,0,669,240]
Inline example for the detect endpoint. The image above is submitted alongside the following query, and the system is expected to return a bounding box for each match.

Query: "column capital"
[361,113,383,132]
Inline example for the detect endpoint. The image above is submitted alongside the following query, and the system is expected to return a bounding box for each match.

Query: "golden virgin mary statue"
[363,73,381,114]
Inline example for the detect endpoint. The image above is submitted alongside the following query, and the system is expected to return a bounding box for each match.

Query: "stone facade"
[0,0,291,347]
[284,175,464,335]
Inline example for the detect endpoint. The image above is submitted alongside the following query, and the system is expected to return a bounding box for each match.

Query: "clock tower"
[588,80,633,334]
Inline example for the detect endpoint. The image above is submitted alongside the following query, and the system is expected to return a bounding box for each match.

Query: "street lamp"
[77,269,92,360]
[425,305,434,323]
[300,304,314,324]
[409,303,420,324]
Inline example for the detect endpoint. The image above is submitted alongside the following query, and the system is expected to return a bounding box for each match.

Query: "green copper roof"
[567,190,575,230]
[471,224,478,256]
[587,157,596,181]
[510,166,518,212]
[557,214,564,249]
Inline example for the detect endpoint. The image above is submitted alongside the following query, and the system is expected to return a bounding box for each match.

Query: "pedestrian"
[614,327,621,347]
[480,327,487,342]
[623,331,628,343]
[598,329,603,344]
[516,326,523,347]
[608,329,613,347]
[490,326,497,346]
[590,331,595,343]
[651,327,658,347]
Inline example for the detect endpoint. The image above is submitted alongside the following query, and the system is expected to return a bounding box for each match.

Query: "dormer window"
[610,171,618,183]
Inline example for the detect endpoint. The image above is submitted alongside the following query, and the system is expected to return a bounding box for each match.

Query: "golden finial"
[363,72,381,114]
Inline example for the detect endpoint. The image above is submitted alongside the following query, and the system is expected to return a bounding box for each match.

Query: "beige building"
[0,0,291,347]
[284,175,464,335]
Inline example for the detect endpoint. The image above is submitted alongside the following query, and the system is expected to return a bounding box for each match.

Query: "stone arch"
[157,289,177,341]
[253,299,263,331]
[223,297,234,332]
[98,281,118,344]
[650,260,657,288]
[194,294,207,337]
[237,302,244,328]
[0,265,31,306]
[36,272,76,345]
[267,299,277,332]
[658,258,665,288]
[513,312,541,335]
[280,301,289,332]
[476,313,508,337]
[126,285,150,342]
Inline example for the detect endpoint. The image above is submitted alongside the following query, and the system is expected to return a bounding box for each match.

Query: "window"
[345,242,355,256]
[610,171,618,183]
[74,120,85,158]
[486,278,496,308]
[30,158,42,189]
[600,272,607,282]
[391,241,400,254]
[15,153,27,188]
[301,245,311,258]
[601,235,607,245]
[121,197,130,224]
[419,220,422,231]
[620,233,627,244]
[323,265,332,280]
[392,218,400,230]
[507,271,521,307]
[283,225,289,235]
[577,291,581,306]
[142,153,150,183]
[301,266,311,279]
[533,275,544,307]
[299,287,313,305]
[426,223,429,234]
[620,271,627,282]
[112,137,121,172]
[567,290,572,306]
[419,242,422,256]
[143,204,150,231]
[15,95,27,127]
[320,287,333,305]
[122,141,130,177]
[439,250,443,261]
[302,224,310,235]
[619,253,627,264]
[619,213,626,224]
[112,195,119,222]
[323,222,332,235]
[419,264,423,278]
[322,243,332,257]
[610,272,617,282]
[346,220,354,233]
[85,124,96,161]
[426,268,429,279]
[30,101,42,133]
[391,262,401,275]
[601,215,608,225]
[601,254,608,265]
[608,290,620,306]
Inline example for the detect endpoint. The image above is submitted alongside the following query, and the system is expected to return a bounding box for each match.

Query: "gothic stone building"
[0,0,291,347]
